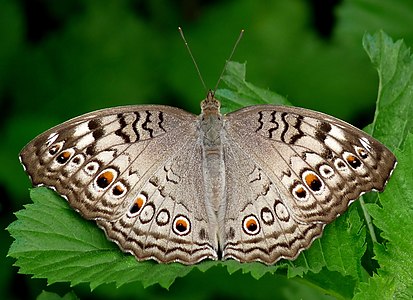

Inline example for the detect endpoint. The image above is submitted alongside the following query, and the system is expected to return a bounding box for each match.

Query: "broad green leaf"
[353,274,396,300]
[363,31,413,149]
[362,134,413,299]
[217,61,291,114]
[352,31,413,300]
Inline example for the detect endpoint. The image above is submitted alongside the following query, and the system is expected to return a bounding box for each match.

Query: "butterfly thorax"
[199,91,225,222]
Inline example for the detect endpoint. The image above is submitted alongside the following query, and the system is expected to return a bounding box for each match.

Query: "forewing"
[20,105,217,264]
[221,105,396,264]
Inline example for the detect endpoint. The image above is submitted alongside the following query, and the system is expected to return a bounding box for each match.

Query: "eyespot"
[334,158,347,171]
[274,202,290,222]
[291,181,309,201]
[260,207,274,225]
[95,168,117,190]
[48,142,63,155]
[302,170,324,193]
[55,148,75,164]
[112,182,127,197]
[139,202,155,223]
[242,215,260,235]
[127,193,147,217]
[344,152,362,169]
[84,161,99,175]
[292,184,309,201]
[355,146,368,159]
[156,209,170,226]
[173,215,191,236]
[70,153,85,166]
[319,164,334,178]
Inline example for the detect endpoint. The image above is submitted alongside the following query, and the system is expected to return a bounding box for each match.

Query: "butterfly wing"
[20,105,218,264]
[221,105,396,264]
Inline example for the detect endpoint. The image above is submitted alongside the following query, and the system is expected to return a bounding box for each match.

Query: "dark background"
[1,0,413,299]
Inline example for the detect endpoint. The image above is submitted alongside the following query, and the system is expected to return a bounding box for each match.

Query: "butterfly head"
[201,90,221,116]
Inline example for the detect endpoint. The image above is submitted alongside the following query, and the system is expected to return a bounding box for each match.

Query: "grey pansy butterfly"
[19,89,396,265]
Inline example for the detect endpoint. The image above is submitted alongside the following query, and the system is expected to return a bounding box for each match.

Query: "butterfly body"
[20,91,396,265]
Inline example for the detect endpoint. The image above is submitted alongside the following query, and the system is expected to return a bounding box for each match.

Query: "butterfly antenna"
[179,27,208,92]
[214,29,244,91]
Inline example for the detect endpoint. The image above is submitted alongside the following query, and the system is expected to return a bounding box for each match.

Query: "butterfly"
[19,88,396,265]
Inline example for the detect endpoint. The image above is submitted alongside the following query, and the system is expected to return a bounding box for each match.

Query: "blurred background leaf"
[2,0,413,299]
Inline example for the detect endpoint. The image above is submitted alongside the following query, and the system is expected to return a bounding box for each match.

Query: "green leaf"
[352,31,413,299]
[353,274,396,300]
[288,207,366,285]
[216,61,291,114]
[362,134,413,299]
[363,31,413,149]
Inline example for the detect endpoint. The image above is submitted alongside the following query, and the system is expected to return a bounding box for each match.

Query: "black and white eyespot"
[55,148,75,164]
[127,193,147,218]
[343,151,362,169]
[274,202,290,222]
[156,209,170,226]
[139,202,155,224]
[319,164,335,178]
[242,215,260,235]
[48,141,64,156]
[260,207,274,225]
[94,168,117,191]
[302,170,324,194]
[111,181,127,198]
[70,153,85,166]
[354,146,368,159]
[292,183,309,201]
[173,215,191,236]
[84,161,100,175]
[334,158,348,171]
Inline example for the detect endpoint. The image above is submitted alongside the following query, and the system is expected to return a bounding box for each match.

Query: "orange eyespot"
[304,172,322,192]
[346,154,361,169]
[128,194,146,216]
[243,215,260,235]
[173,216,191,235]
[135,197,144,209]
[357,148,368,159]
[176,219,188,231]
[56,150,73,164]
[292,184,309,201]
[246,219,257,230]
[112,183,125,196]
[295,187,306,198]
[96,170,115,189]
